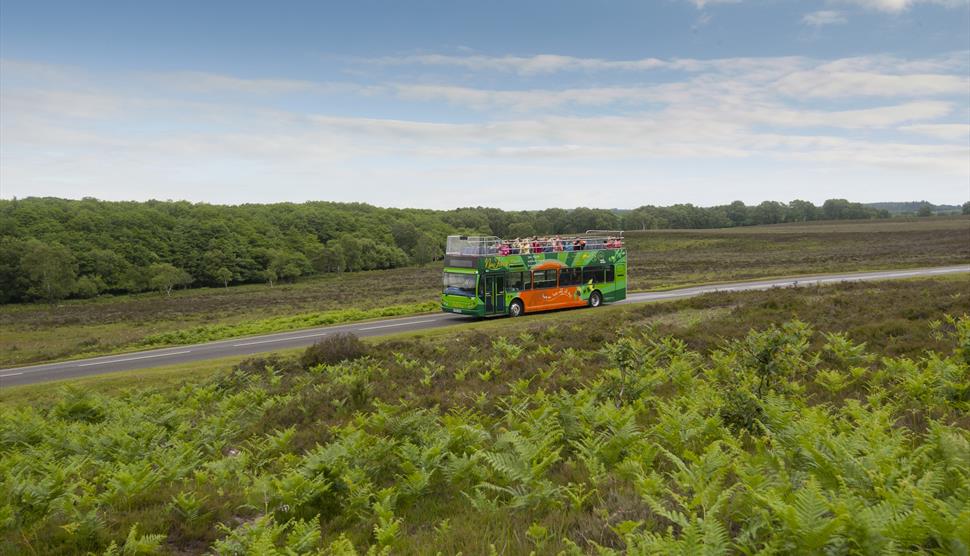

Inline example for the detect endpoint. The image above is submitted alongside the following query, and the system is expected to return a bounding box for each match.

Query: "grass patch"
[0,348,301,407]
[140,301,438,346]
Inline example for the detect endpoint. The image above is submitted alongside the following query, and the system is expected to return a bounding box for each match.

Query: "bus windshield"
[443,272,476,297]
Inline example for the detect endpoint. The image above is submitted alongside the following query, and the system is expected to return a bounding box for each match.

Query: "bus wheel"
[509,300,524,317]
[589,291,603,308]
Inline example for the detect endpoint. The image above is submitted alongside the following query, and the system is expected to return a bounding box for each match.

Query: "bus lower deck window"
[560,268,581,286]
[533,269,556,289]
[508,271,530,290]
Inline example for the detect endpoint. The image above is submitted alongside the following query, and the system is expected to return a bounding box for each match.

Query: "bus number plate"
[453,308,462,313]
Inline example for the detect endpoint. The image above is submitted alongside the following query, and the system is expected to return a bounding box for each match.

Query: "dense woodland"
[865,200,970,216]
[0,197,900,303]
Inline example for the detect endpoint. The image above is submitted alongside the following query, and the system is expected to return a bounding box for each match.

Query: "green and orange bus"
[441,233,627,317]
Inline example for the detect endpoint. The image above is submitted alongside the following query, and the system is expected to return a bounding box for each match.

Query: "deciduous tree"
[215,267,233,288]
[21,239,77,304]
[148,263,192,297]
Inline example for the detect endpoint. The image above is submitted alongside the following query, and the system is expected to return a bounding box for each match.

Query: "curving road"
[2,265,967,388]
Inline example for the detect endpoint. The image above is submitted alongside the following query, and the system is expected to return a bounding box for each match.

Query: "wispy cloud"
[900,123,970,140]
[142,71,320,95]
[773,67,969,98]
[802,10,849,26]
[2,53,968,207]
[685,0,741,9]
[369,53,670,75]
[835,0,969,12]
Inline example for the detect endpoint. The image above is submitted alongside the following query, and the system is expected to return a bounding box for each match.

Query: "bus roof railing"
[446,236,500,256]
[446,232,624,256]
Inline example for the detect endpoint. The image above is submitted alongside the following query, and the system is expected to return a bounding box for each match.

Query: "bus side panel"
[470,248,628,313]
[441,293,485,316]
[519,286,586,313]
[603,263,627,302]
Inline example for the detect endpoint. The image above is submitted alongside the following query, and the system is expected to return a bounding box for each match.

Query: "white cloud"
[836,0,969,12]
[391,83,662,111]
[900,123,970,140]
[142,71,320,95]
[2,54,968,207]
[802,10,848,25]
[686,0,741,8]
[371,53,670,75]
[368,52,970,93]
[773,69,969,98]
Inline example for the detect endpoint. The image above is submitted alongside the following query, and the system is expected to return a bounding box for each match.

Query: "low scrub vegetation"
[300,333,368,368]
[2,278,968,554]
[624,216,969,290]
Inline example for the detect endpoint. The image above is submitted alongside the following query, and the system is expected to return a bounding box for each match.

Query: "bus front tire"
[589,291,603,308]
[509,300,524,317]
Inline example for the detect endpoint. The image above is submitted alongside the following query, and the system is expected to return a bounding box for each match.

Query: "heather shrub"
[301,333,367,368]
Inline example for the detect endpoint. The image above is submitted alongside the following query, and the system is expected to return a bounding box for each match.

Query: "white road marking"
[357,317,448,331]
[76,350,192,367]
[233,332,330,346]
[0,373,23,378]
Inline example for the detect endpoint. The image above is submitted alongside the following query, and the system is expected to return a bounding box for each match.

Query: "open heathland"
[1,217,967,367]
[2,276,968,554]
[0,217,970,366]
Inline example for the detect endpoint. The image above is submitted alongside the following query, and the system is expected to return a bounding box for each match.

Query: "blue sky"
[1,0,968,208]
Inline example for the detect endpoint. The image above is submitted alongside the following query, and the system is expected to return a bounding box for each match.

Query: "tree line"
[0,197,893,304]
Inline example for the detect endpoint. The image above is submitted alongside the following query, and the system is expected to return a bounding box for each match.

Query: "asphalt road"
[2,265,967,388]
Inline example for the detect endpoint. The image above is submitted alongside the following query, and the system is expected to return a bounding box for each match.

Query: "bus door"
[484,274,506,315]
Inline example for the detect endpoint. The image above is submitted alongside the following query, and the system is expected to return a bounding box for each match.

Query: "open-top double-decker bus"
[441,232,627,317]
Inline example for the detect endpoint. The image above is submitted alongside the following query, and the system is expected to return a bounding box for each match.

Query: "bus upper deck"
[446,232,623,257]
[441,232,627,318]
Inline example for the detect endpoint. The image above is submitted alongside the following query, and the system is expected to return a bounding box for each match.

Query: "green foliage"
[2,312,969,554]
[148,262,192,297]
[718,388,764,434]
[214,266,233,288]
[52,387,107,423]
[738,319,814,397]
[0,197,912,303]
[20,238,77,303]
[121,524,166,555]
[141,301,437,347]
[622,198,888,230]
